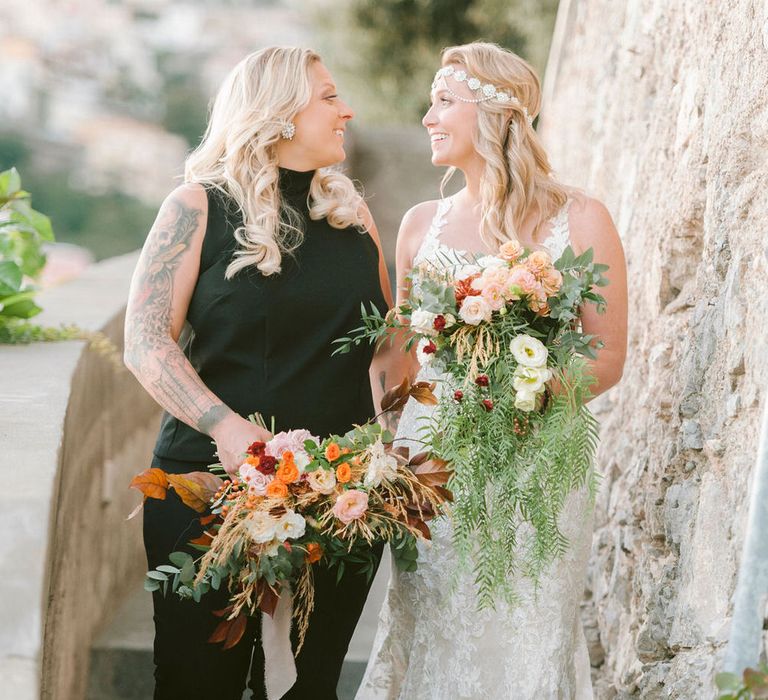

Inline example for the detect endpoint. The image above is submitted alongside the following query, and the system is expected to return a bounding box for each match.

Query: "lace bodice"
[355,195,594,700]
[413,195,573,272]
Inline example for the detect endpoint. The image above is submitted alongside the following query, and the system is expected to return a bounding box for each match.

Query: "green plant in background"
[717,666,768,699]
[0,167,121,363]
[0,166,74,343]
[310,0,560,124]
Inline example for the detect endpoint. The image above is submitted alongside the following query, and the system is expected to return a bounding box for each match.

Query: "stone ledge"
[0,252,161,700]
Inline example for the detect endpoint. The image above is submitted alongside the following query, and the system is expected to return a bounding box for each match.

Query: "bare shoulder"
[566,192,622,255]
[396,199,441,261]
[163,182,208,216]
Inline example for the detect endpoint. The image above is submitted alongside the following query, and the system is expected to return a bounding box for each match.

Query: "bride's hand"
[210,413,272,476]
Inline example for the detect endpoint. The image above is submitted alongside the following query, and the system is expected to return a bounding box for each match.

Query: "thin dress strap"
[413,198,454,265]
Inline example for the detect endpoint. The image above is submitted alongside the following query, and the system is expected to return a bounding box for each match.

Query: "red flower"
[482,399,494,412]
[475,375,489,387]
[454,275,481,306]
[422,340,437,355]
[454,390,464,402]
[433,315,446,331]
[257,455,277,475]
[246,441,266,457]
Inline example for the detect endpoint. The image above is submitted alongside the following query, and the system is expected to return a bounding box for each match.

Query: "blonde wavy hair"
[439,43,570,250]
[185,47,366,277]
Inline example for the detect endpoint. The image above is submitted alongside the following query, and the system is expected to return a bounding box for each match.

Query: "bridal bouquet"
[130,401,450,651]
[335,242,609,605]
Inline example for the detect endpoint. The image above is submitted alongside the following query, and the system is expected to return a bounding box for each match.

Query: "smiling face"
[277,60,353,171]
[422,64,485,173]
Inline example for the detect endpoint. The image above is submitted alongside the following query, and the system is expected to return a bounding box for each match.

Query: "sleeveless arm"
[123,184,235,437]
[368,202,436,424]
[568,196,628,398]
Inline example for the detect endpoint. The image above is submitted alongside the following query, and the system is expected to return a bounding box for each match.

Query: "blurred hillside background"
[0,0,558,262]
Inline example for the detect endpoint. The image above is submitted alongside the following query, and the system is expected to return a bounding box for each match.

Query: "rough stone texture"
[0,253,161,700]
[539,0,768,696]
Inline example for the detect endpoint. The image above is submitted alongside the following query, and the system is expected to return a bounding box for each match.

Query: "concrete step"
[87,554,390,699]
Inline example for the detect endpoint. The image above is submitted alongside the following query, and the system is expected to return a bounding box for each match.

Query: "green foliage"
[311,0,560,124]
[717,666,768,699]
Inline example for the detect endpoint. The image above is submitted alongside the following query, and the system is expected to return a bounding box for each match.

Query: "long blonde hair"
[185,47,366,277]
[440,43,569,250]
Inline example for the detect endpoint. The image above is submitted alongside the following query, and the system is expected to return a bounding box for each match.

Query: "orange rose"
[325,443,341,461]
[305,542,323,564]
[246,455,260,467]
[341,447,351,455]
[266,480,288,499]
[336,462,352,483]
[277,460,300,484]
[281,450,295,464]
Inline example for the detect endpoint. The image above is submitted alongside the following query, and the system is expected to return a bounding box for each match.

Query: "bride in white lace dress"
[356,43,627,700]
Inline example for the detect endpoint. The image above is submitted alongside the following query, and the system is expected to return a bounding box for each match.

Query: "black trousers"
[144,455,382,700]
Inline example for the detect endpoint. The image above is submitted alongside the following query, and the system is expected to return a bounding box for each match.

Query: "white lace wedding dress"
[356,197,595,700]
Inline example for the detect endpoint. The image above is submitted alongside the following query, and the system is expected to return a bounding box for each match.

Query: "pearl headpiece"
[432,65,534,127]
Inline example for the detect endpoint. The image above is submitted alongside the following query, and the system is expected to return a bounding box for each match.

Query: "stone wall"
[0,253,161,700]
[539,0,768,697]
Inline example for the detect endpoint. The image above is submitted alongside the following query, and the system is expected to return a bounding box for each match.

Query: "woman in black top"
[124,47,394,700]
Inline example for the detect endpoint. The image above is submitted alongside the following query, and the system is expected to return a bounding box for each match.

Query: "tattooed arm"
[124,184,270,473]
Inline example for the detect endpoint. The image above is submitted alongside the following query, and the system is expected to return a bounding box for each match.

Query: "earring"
[280,121,296,140]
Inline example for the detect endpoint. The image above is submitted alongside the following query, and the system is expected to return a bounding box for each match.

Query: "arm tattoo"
[125,196,231,436]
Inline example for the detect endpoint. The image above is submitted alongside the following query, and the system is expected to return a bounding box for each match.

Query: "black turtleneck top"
[153,168,387,464]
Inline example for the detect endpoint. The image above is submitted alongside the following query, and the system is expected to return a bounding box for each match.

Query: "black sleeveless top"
[153,168,387,464]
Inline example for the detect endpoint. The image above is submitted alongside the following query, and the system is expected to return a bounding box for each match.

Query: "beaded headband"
[432,65,534,127]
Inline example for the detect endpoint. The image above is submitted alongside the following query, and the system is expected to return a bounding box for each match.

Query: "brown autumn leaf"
[381,376,410,412]
[406,500,436,521]
[199,513,218,526]
[129,468,169,500]
[212,605,233,618]
[258,580,280,618]
[390,445,410,461]
[208,611,248,649]
[431,485,454,503]
[166,473,214,512]
[180,471,224,495]
[409,381,438,406]
[409,518,431,540]
[189,532,213,546]
[413,457,452,487]
[408,451,430,467]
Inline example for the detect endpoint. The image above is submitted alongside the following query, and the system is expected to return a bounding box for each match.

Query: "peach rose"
[325,443,341,461]
[332,489,369,524]
[541,267,563,295]
[525,250,552,275]
[499,240,524,262]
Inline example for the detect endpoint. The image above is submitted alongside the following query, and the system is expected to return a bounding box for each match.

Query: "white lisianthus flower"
[454,263,481,281]
[307,468,336,494]
[274,510,306,542]
[514,390,538,412]
[512,365,552,393]
[244,511,277,544]
[476,254,506,270]
[416,337,437,366]
[364,438,399,487]
[509,334,548,367]
[410,308,438,336]
[459,295,492,325]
